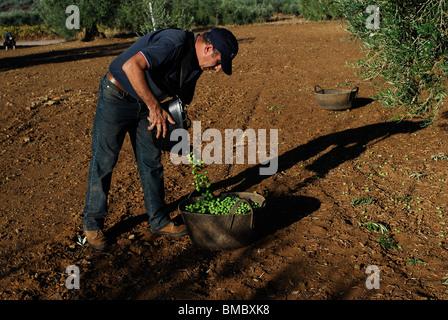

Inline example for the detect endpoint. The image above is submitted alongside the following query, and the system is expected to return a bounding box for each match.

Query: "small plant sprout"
[358,219,400,249]
[431,153,448,161]
[351,197,373,207]
[187,152,212,199]
[76,235,87,247]
[409,171,426,180]
[266,105,285,114]
[378,234,400,249]
[405,257,427,265]
[358,220,388,234]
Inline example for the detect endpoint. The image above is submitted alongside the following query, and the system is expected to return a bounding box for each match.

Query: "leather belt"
[106,71,128,95]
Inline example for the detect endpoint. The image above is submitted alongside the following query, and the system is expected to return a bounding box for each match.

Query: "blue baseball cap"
[208,27,238,75]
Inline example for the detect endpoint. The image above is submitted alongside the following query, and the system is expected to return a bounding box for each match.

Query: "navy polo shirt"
[109,29,202,104]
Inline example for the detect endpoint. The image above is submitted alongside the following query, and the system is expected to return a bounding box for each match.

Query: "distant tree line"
[0,0,343,37]
[0,0,41,26]
[0,9,41,26]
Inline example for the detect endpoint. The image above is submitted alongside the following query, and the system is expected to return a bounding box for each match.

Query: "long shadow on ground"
[0,41,134,72]
[211,120,424,194]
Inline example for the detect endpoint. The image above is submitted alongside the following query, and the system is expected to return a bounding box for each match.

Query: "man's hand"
[122,52,175,138]
[147,103,176,139]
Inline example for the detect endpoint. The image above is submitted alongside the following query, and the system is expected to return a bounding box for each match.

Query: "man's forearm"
[122,54,159,111]
[122,52,175,138]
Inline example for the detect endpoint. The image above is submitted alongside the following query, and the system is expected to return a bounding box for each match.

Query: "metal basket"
[314,85,359,111]
[179,192,266,251]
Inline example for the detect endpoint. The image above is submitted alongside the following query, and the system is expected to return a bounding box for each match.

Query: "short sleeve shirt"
[109,29,202,104]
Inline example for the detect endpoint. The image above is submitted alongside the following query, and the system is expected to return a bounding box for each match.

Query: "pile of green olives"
[185,195,259,215]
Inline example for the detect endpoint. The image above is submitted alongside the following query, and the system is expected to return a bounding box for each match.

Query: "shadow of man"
[208,120,424,238]
[212,120,424,192]
[0,41,134,72]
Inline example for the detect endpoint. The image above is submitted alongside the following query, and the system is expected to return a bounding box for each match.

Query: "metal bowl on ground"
[314,85,359,111]
[179,192,266,251]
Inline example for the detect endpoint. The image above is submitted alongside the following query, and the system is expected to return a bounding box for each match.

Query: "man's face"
[199,44,222,72]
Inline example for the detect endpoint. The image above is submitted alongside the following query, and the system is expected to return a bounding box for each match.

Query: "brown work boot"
[153,221,188,236]
[85,230,107,250]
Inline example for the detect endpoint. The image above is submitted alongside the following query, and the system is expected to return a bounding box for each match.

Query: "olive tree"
[336,0,448,124]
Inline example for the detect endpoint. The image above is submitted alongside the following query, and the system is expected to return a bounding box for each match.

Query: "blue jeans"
[82,74,171,233]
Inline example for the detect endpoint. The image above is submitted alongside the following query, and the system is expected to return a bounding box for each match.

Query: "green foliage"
[139,0,195,34]
[351,196,373,206]
[0,24,54,39]
[139,0,279,32]
[187,153,212,197]
[38,0,122,39]
[298,0,342,21]
[0,0,35,11]
[113,1,148,32]
[0,9,42,26]
[189,0,220,26]
[37,0,75,38]
[218,0,275,25]
[0,0,42,26]
[28,0,344,39]
[139,0,328,32]
[78,0,121,31]
[268,0,300,16]
[336,0,448,123]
